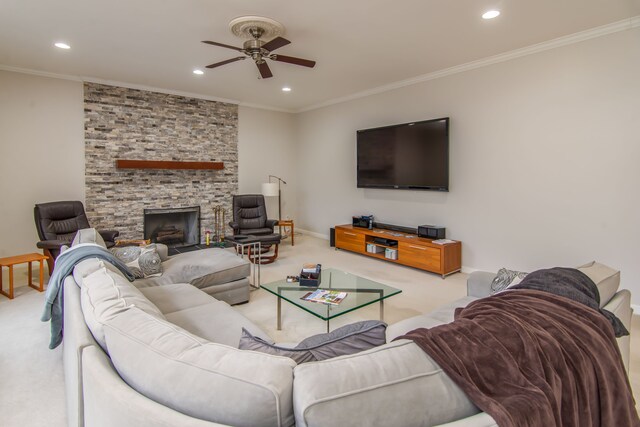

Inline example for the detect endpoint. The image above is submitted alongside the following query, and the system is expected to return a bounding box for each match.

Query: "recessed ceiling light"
[482,10,500,19]
[282,87,292,92]
[193,69,204,75]
[54,42,71,49]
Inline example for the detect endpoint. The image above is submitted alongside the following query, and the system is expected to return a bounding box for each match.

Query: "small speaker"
[417,225,446,239]
[329,227,335,247]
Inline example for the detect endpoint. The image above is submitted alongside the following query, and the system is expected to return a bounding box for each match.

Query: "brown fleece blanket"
[397,290,639,427]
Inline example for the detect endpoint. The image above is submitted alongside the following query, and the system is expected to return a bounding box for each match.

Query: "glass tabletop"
[260,268,402,321]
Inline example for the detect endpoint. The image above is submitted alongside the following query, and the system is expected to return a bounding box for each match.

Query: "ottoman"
[226,234,282,264]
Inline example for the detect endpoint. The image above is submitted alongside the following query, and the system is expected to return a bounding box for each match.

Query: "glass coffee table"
[261,268,402,332]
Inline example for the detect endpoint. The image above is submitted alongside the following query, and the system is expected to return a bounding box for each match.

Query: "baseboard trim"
[460,266,476,275]
[297,228,329,241]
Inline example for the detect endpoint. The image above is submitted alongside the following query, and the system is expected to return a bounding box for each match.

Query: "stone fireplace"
[83,83,238,241]
[144,206,200,248]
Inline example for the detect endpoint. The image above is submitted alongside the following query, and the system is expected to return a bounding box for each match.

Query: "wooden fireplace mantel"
[115,160,224,170]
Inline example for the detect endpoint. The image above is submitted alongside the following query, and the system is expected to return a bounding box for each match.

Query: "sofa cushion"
[239,321,387,364]
[133,248,250,290]
[111,244,162,279]
[80,265,164,351]
[73,258,104,286]
[577,261,620,307]
[139,283,215,314]
[72,228,107,248]
[164,301,272,347]
[386,316,447,342]
[104,307,296,427]
[155,243,169,261]
[385,296,477,341]
[292,339,478,427]
[424,296,478,324]
[73,258,128,287]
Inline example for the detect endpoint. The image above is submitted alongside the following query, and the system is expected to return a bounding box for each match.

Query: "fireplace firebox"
[143,206,200,248]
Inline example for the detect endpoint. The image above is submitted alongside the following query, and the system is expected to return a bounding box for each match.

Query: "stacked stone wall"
[84,83,238,241]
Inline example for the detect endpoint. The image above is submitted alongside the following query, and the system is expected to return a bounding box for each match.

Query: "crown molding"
[82,76,294,113]
[0,64,83,82]
[0,64,294,113]
[296,16,640,113]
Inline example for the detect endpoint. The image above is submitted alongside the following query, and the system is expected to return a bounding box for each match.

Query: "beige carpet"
[0,233,637,426]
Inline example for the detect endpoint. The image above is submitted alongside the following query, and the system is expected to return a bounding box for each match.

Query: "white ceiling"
[1,0,639,111]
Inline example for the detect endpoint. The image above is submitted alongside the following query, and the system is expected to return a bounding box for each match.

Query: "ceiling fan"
[201,16,316,79]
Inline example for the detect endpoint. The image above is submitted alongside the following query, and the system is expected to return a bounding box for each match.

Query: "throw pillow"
[239,320,387,364]
[577,261,620,307]
[111,244,162,279]
[490,268,528,294]
[72,228,107,248]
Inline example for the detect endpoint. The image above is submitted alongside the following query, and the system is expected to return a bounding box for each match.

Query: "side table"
[224,235,261,289]
[0,252,49,299]
[278,220,295,246]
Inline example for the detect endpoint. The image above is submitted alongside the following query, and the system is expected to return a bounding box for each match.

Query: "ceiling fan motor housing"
[243,38,265,51]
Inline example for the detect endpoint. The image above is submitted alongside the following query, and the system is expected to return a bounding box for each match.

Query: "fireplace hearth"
[144,206,200,248]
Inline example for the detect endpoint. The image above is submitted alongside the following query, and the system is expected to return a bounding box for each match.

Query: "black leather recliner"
[228,195,278,237]
[34,201,119,274]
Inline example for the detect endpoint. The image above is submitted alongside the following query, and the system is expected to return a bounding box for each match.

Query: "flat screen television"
[357,117,449,191]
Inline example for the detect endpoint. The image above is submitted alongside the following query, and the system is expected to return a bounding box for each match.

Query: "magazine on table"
[301,289,348,305]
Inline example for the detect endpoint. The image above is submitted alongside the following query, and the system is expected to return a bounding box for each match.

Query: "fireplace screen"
[143,206,200,248]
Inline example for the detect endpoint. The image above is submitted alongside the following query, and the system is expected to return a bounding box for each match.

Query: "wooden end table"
[0,252,49,299]
[278,220,294,246]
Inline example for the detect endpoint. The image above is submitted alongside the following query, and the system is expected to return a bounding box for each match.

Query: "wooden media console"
[334,224,461,278]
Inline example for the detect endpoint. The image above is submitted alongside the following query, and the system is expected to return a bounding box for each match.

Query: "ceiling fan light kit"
[202,15,316,79]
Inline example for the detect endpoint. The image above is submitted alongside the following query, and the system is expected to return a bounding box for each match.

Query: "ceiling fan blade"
[271,54,316,68]
[205,56,246,69]
[262,36,291,52]
[256,61,273,78]
[201,40,244,52]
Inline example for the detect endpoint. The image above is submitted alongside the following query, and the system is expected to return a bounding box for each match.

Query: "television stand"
[334,224,461,278]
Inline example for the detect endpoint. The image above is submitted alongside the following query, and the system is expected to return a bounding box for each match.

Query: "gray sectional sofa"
[63,248,632,427]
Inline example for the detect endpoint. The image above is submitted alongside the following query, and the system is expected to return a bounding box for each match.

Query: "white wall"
[0,71,85,258]
[296,28,640,299]
[238,106,298,221]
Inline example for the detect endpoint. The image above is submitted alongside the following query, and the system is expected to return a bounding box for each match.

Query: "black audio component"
[373,222,417,234]
[373,237,398,246]
[352,215,374,229]
[417,225,446,239]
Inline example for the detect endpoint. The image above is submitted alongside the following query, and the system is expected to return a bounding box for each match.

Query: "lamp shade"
[262,182,279,197]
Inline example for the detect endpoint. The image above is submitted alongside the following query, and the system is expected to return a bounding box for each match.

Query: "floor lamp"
[261,175,286,225]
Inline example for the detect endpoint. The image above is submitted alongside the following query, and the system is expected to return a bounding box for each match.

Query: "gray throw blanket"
[509,267,629,337]
[41,245,135,349]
